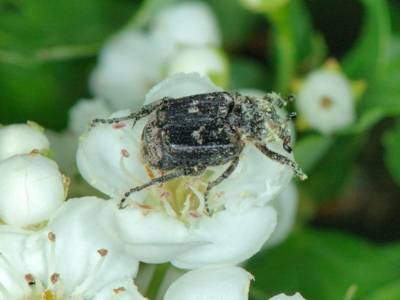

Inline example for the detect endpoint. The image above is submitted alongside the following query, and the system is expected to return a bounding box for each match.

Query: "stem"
[124,0,178,30]
[145,263,170,299]
[267,3,297,92]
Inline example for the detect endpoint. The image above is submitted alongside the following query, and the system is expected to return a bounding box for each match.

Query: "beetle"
[90,91,307,212]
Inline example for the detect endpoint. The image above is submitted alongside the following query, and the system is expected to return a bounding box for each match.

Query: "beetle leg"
[90,97,171,128]
[203,154,241,214]
[118,166,205,209]
[255,143,307,180]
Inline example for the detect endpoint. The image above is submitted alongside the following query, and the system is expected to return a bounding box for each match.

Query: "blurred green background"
[1,0,400,299]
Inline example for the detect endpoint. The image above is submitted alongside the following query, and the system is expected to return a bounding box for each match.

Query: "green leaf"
[301,134,364,202]
[229,56,270,90]
[365,280,400,300]
[342,0,391,79]
[0,0,136,65]
[206,0,261,49]
[383,120,400,185]
[294,134,334,173]
[247,228,400,300]
[0,0,136,128]
[266,0,314,92]
[353,36,400,130]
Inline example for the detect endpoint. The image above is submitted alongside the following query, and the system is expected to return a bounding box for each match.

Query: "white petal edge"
[145,72,221,104]
[265,182,298,247]
[112,207,202,264]
[164,266,252,300]
[171,206,277,269]
[269,292,306,300]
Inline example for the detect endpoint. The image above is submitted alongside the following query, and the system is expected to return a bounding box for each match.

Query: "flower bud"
[167,47,229,87]
[151,2,220,48]
[0,153,65,227]
[89,31,166,111]
[0,122,50,162]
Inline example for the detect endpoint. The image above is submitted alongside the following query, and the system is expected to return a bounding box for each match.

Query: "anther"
[113,287,126,294]
[97,249,108,257]
[24,274,36,286]
[50,273,60,284]
[121,149,130,158]
[48,232,56,242]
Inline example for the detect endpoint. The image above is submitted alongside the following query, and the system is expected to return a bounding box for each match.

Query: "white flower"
[89,30,169,111]
[151,2,221,49]
[0,122,50,162]
[0,197,143,299]
[266,182,298,247]
[167,47,229,87]
[77,73,296,267]
[164,266,252,300]
[296,68,355,134]
[269,292,305,300]
[0,153,66,227]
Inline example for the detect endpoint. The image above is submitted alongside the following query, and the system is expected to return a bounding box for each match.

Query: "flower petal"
[0,228,32,299]
[269,292,305,300]
[164,266,252,300]
[171,206,277,269]
[266,183,298,247]
[77,114,148,198]
[209,143,294,212]
[93,278,147,300]
[25,197,139,297]
[112,207,202,264]
[151,2,221,48]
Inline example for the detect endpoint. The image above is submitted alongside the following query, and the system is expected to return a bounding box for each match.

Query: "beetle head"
[236,92,294,154]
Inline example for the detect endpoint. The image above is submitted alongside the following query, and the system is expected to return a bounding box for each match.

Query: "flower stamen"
[47,232,57,287]
[70,248,109,296]
[0,252,31,296]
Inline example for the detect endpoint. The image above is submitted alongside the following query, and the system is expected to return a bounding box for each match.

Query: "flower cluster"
[0,73,305,299]
[0,2,306,298]
[76,72,304,298]
[47,1,228,191]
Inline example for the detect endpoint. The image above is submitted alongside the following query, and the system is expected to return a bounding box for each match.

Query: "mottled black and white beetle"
[91,91,307,211]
